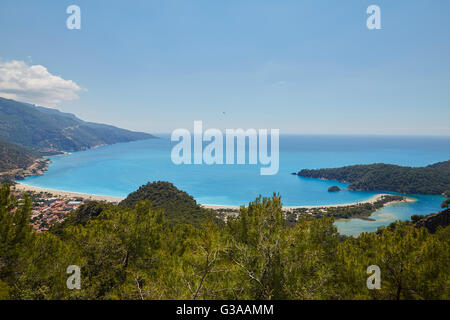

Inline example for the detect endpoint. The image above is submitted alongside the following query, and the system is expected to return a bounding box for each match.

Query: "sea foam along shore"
[14,183,416,209]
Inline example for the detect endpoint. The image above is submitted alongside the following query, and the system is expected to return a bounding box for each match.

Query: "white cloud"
[0,60,83,107]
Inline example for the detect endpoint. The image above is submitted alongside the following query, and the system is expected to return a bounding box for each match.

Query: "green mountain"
[120,181,216,226]
[50,182,218,236]
[296,161,450,195]
[0,97,156,154]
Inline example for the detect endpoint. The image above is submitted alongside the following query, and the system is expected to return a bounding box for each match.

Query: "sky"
[0,0,449,135]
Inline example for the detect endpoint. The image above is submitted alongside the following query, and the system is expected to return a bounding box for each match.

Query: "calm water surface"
[21,135,450,235]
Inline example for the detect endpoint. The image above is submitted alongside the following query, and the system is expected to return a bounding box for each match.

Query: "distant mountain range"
[0,97,157,181]
[0,97,156,154]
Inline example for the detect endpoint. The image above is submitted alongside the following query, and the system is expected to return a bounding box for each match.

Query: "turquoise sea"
[21,135,450,236]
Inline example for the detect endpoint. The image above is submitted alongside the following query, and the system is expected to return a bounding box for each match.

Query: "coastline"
[14,183,416,209]
[14,183,124,203]
[0,157,51,181]
[202,194,416,211]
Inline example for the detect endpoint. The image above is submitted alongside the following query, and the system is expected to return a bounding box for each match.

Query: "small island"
[328,185,341,192]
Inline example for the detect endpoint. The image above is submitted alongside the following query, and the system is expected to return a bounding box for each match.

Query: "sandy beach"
[14,183,416,209]
[202,194,416,211]
[14,183,124,203]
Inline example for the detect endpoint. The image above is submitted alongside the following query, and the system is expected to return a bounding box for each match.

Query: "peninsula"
[295,160,450,195]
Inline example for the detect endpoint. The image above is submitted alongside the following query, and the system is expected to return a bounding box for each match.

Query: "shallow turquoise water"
[333,194,444,236]
[21,135,450,235]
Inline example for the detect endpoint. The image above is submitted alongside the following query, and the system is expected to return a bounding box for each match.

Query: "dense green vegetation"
[0,183,448,300]
[120,181,218,227]
[0,97,156,154]
[428,160,450,170]
[290,195,405,221]
[0,139,36,173]
[328,185,341,192]
[52,181,219,233]
[49,201,112,237]
[442,199,450,209]
[0,139,40,183]
[412,208,449,234]
[297,161,450,195]
[411,214,426,222]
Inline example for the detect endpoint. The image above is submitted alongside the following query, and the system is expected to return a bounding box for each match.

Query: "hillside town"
[12,190,87,232]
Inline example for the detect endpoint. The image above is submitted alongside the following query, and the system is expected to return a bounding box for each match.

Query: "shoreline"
[14,183,416,209]
[200,194,416,211]
[0,158,51,181]
[14,183,124,203]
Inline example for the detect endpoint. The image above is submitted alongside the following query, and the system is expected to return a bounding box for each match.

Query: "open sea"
[21,135,450,236]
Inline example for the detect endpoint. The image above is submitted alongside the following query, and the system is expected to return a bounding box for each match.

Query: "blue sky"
[0,0,449,134]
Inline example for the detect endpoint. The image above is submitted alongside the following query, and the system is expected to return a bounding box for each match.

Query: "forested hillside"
[0,97,156,154]
[0,139,42,183]
[428,160,450,170]
[297,161,450,195]
[120,181,217,227]
[0,139,36,172]
[0,183,448,300]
